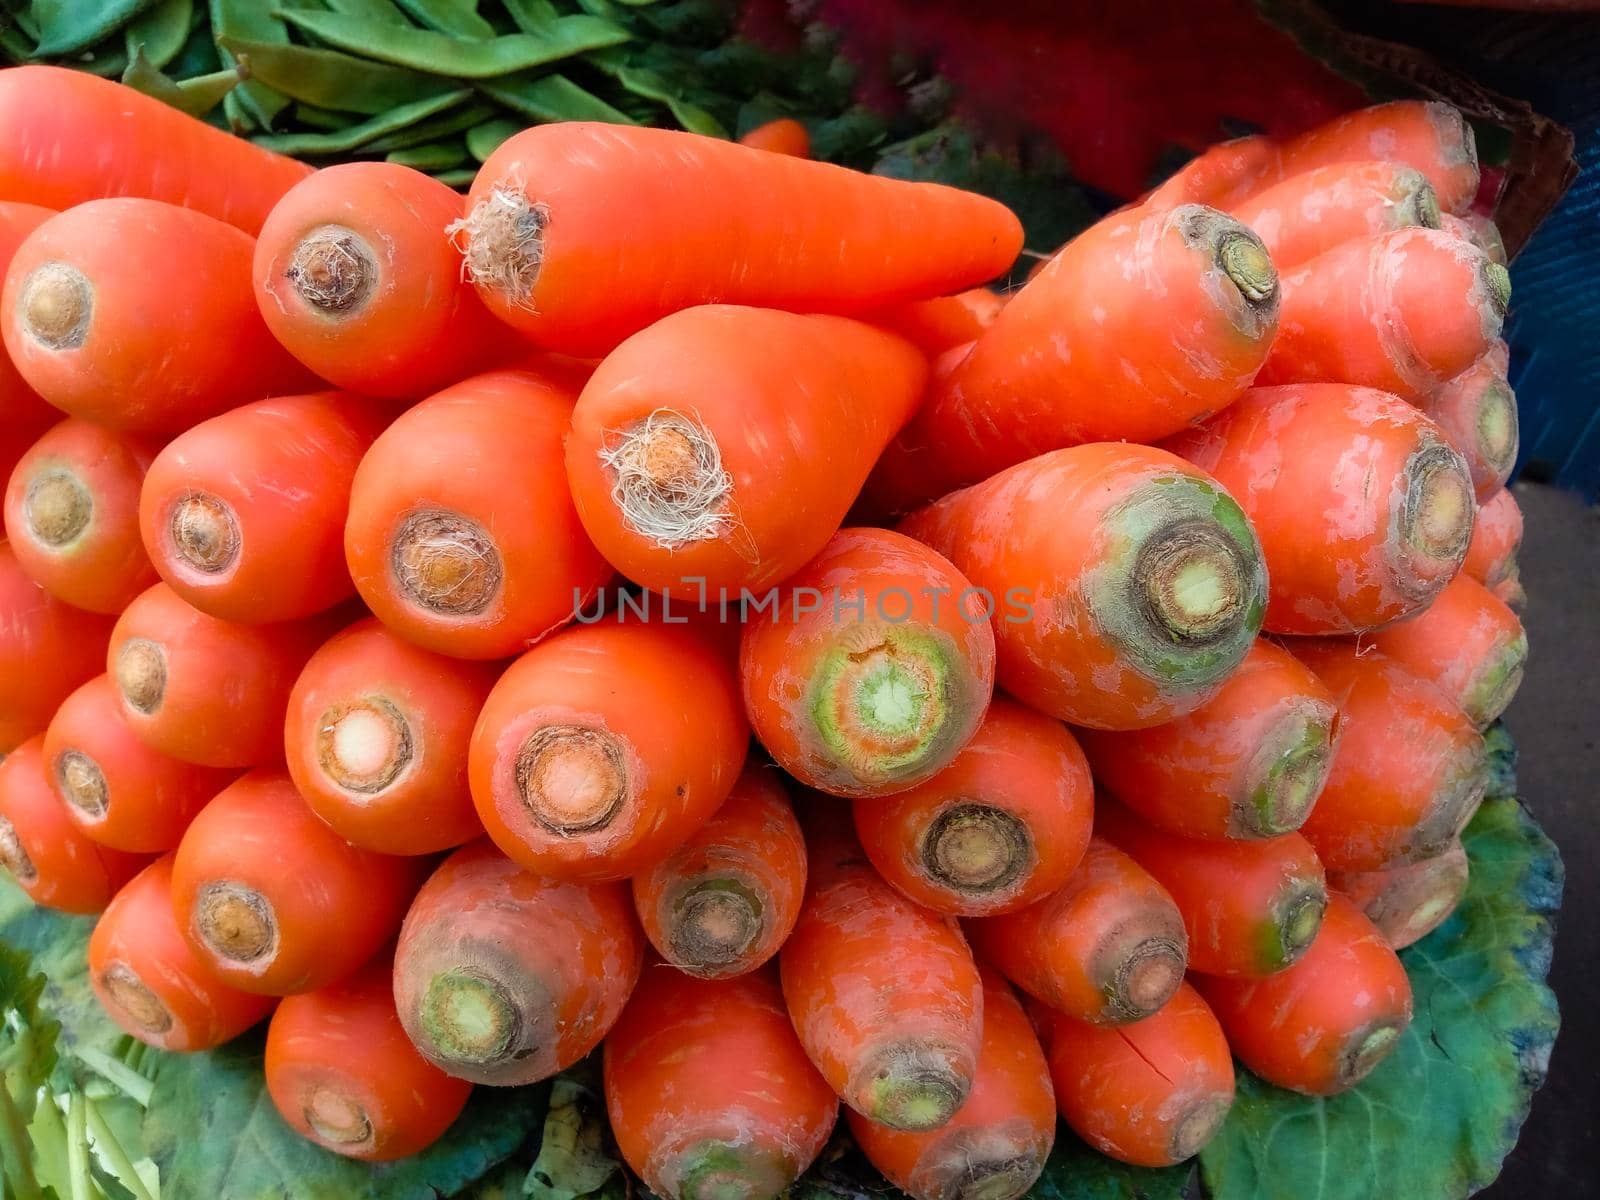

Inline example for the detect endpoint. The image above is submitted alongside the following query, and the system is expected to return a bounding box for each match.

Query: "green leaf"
[121,46,241,117]
[392,0,492,38]
[500,0,556,34]
[475,72,632,125]
[218,34,459,115]
[210,0,290,127]
[31,0,153,56]
[251,86,471,155]
[122,0,190,69]
[523,1058,618,1200]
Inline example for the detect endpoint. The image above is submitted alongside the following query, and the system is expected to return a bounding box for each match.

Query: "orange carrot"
[1078,641,1338,841]
[0,408,53,495]
[0,199,316,432]
[344,367,612,660]
[1165,384,1474,634]
[852,696,1093,916]
[254,162,515,399]
[967,837,1187,1025]
[3,417,161,613]
[1367,572,1527,728]
[606,964,837,1200]
[0,736,147,913]
[1096,801,1328,978]
[1194,894,1412,1095]
[781,817,983,1130]
[470,617,747,882]
[0,540,115,753]
[171,770,427,995]
[739,527,995,797]
[1330,838,1468,950]
[848,967,1054,1200]
[393,839,643,1085]
[0,66,313,233]
[0,200,57,428]
[284,617,495,856]
[265,956,472,1161]
[42,675,235,853]
[106,583,338,768]
[1044,981,1235,1167]
[1144,135,1279,211]
[1288,641,1486,872]
[738,117,812,158]
[88,854,275,1051]
[1230,161,1441,268]
[899,444,1267,729]
[1464,486,1523,587]
[140,392,387,624]
[1442,211,1507,266]
[631,758,805,978]
[1417,355,1518,500]
[457,122,1023,355]
[865,204,1279,511]
[868,288,1005,356]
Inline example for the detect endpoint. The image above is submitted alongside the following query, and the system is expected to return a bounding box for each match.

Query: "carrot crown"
[1242,708,1336,837]
[99,962,175,1037]
[0,817,35,884]
[389,508,505,617]
[20,468,91,547]
[598,410,740,551]
[193,880,279,966]
[856,1036,972,1131]
[15,261,92,350]
[166,492,242,577]
[314,697,415,794]
[451,187,548,309]
[114,638,167,715]
[1461,629,1527,729]
[920,803,1033,894]
[1393,441,1475,599]
[667,1140,796,1200]
[1257,881,1328,975]
[52,748,108,819]
[285,225,377,315]
[666,876,766,972]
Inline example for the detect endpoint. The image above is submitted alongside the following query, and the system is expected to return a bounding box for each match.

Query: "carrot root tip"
[858,1039,971,1131]
[666,878,764,972]
[52,749,108,820]
[114,638,168,715]
[21,469,92,548]
[287,225,376,315]
[390,507,504,617]
[315,698,415,795]
[1463,629,1527,728]
[418,967,524,1069]
[194,881,279,966]
[1397,175,1442,232]
[1243,709,1335,836]
[1337,1018,1405,1091]
[670,1141,792,1200]
[0,817,37,885]
[451,187,548,309]
[168,492,241,576]
[18,261,93,350]
[1397,444,1474,592]
[921,803,1032,894]
[1168,1093,1232,1162]
[1475,382,1519,473]
[303,1086,375,1151]
[599,411,739,551]
[514,724,629,835]
[100,962,174,1037]
[1264,883,1328,973]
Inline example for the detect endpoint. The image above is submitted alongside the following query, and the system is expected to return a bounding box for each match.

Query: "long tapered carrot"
[737,117,812,158]
[457,123,1022,355]
[1330,838,1468,950]
[1367,572,1527,728]
[254,162,515,399]
[899,444,1267,729]
[284,617,494,856]
[739,528,995,798]
[1145,135,1279,211]
[0,200,57,428]
[781,817,983,1131]
[1,199,316,432]
[605,964,838,1200]
[344,367,612,660]
[43,675,235,853]
[171,770,427,995]
[1288,641,1487,872]
[848,967,1054,1200]
[1165,384,1475,634]
[968,837,1188,1025]
[632,759,805,979]
[1418,355,1519,501]
[1195,894,1412,1095]
[864,204,1279,513]
[1230,161,1441,268]
[470,617,747,882]
[868,288,1005,356]
[1,540,115,753]
[0,736,148,913]
[266,956,473,1161]
[566,306,927,596]
[1464,486,1524,587]
[3,418,161,613]
[139,392,387,624]
[88,854,275,1051]
[393,839,643,1085]
[1078,640,1338,841]
[851,697,1093,916]
[106,583,339,768]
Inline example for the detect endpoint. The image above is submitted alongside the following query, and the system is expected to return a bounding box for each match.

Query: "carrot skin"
[1330,839,1469,950]
[867,288,1004,356]
[1145,135,1278,211]
[1442,211,1507,266]
[1230,161,1441,269]
[737,117,812,158]
[0,200,58,428]
[1418,355,1519,501]
[1464,487,1524,587]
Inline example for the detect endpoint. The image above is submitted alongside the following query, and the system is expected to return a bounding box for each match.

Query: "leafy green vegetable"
[31,0,153,56]
[252,86,472,154]
[393,0,495,39]
[1031,1133,1190,1200]
[211,0,292,127]
[121,46,242,116]
[524,1057,619,1200]
[123,0,193,69]
[218,34,460,114]
[476,71,632,124]
[386,134,469,168]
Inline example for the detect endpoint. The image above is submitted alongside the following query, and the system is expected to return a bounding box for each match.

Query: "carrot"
[1257,228,1507,400]
[851,696,1093,916]
[254,162,515,399]
[42,675,235,853]
[868,288,1005,356]
[0,736,147,913]
[605,964,837,1200]
[106,583,338,768]
[344,367,612,660]
[1417,355,1519,500]
[781,817,983,1130]
[0,200,57,428]
[899,444,1267,729]
[1481,337,1511,376]
[1165,384,1475,634]
[0,408,53,497]
[0,199,316,432]
[1441,211,1507,266]
[565,306,927,596]
[738,117,812,158]
[140,392,387,624]
[848,967,1054,1200]
[1330,838,1468,950]
[967,837,1187,1025]
[284,617,495,856]
[1043,982,1234,1167]
[1144,135,1278,211]
[1095,801,1328,978]
[1464,485,1523,587]
[739,527,995,798]
[393,838,643,1085]
[1288,641,1487,872]
[3,417,161,613]
[631,758,805,979]
[265,956,473,1161]
[1230,161,1441,269]
[88,854,275,1051]
[1367,572,1527,728]
[171,770,427,995]
[0,540,115,753]
[1195,894,1412,1095]
[864,204,1279,512]
[1492,569,1527,611]
[456,122,1024,355]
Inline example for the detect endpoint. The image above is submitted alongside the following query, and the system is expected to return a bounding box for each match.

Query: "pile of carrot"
[0,66,1530,1195]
